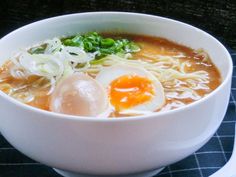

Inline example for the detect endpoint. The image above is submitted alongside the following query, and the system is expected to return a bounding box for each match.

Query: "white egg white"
[50,73,111,117]
[96,64,166,114]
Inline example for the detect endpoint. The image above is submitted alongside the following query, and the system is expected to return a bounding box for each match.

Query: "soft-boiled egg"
[50,73,109,117]
[96,64,166,114]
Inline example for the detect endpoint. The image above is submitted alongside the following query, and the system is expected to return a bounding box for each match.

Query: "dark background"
[0,0,236,49]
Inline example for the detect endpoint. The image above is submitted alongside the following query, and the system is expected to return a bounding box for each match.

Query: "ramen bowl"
[0,12,232,177]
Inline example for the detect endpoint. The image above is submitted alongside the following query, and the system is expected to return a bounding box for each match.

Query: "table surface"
[0,1,236,177]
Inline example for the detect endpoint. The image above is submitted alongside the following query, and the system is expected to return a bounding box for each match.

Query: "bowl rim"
[0,11,233,122]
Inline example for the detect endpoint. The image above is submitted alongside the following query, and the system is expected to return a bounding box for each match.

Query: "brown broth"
[107,34,221,116]
[0,34,221,117]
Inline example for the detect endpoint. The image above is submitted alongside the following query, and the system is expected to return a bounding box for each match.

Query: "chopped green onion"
[28,45,47,54]
[101,38,115,47]
[62,32,140,59]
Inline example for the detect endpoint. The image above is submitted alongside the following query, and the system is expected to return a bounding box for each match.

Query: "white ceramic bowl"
[0,12,233,177]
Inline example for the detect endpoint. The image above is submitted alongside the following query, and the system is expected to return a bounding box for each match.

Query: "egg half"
[96,64,166,115]
[50,73,109,117]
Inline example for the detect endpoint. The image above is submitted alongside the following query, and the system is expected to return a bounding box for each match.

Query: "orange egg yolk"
[109,74,155,111]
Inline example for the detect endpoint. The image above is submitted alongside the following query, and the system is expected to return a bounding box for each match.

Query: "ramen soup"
[0,32,221,118]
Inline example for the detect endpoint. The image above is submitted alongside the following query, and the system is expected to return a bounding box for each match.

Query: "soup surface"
[0,33,221,117]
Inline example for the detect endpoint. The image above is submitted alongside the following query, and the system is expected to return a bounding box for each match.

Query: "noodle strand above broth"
[0,33,221,118]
